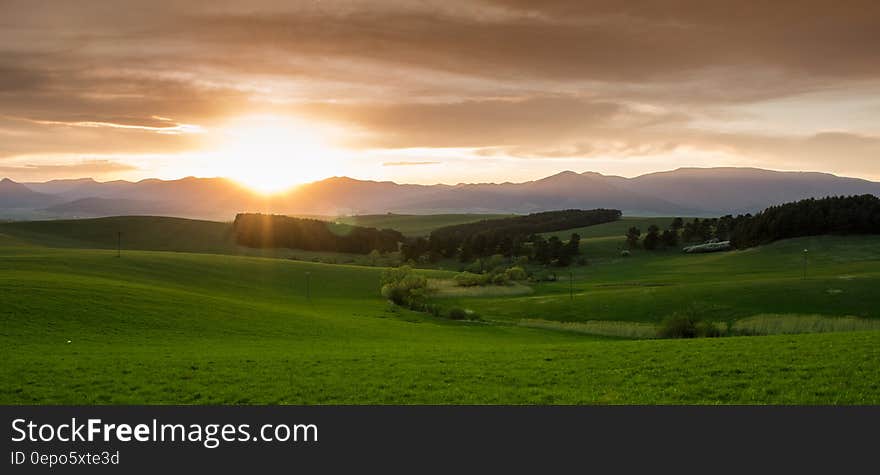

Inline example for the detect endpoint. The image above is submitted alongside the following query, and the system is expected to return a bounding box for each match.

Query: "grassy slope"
[440,230,880,325]
[0,216,393,266]
[337,213,513,236]
[2,239,879,404]
[542,216,687,241]
[0,216,237,253]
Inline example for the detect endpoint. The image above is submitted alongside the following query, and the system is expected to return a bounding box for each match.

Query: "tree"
[728,194,880,248]
[643,225,660,250]
[566,233,581,257]
[671,217,684,231]
[368,249,381,266]
[682,218,700,243]
[661,229,678,247]
[626,226,641,249]
[532,235,550,264]
[548,236,565,265]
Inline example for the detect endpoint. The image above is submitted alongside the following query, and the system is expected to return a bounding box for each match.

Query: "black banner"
[3,406,877,473]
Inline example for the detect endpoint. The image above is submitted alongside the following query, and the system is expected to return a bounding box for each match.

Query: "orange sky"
[2,1,879,190]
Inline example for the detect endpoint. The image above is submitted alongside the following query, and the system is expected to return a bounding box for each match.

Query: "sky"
[2,0,879,191]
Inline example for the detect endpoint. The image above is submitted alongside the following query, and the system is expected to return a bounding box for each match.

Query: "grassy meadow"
[0,213,505,264]
[1,215,879,404]
[337,213,513,236]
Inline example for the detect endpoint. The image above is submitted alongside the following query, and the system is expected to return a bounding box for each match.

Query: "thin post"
[803,249,808,280]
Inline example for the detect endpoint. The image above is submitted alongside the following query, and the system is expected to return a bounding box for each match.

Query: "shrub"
[464,260,485,274]
[657,314,698,338]
[448,308,480,321]
[695,320,722,337]
[504,266,527,281]
[486,254,507,272]
[657,313,721,338]
[448,307,468,320]
[530,271,558,282]
[380,266,427,306]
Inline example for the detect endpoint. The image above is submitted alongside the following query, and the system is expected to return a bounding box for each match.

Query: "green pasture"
[1,215,879,404]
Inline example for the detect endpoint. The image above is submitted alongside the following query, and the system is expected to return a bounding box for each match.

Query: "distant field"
[0,216,237,253]
[435,235,880,329]
[0,216,388,265]
[0,213,509,255]
[542,216,688,241]
[2,228,880,403]
[337,213,513,236]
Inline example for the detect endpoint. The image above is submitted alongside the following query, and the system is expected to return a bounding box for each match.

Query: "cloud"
[0,159,138,180]
[382,161,441,167]
[299,95,687,149]
[13,116,203,134]
[0,115,208,158]
[0,1,879,180]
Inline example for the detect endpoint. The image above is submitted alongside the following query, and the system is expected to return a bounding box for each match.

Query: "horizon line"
[5,165,877,191]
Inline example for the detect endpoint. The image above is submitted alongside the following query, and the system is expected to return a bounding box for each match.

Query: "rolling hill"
[2,225,878,404]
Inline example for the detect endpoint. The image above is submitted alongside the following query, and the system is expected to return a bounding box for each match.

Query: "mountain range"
[2,167,879,221]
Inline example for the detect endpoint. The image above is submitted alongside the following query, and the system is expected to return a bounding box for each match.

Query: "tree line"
[728,194,880,248]
[402,209,621,265]
[627,195,880,251]
[234,213,404,254]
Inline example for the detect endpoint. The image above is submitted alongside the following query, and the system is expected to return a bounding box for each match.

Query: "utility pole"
[803,249,808,280]
[117,231,122,258]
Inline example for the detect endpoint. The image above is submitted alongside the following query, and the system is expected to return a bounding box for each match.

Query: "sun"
[214,115,346,193]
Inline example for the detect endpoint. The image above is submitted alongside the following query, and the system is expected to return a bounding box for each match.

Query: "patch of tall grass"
[518,319,657,339]
[732,314,880,335]
[429,279,533,298]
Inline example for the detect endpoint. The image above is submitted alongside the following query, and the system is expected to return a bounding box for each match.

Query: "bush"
[504,266,527,281]
[695,320,722,337]
[380,266,427,306]
[657,314,698,338]
[448,307,468,320]
[464,260,485,274]
[447,307,480,321]
[486,254,507,272]
[657,313,721,338]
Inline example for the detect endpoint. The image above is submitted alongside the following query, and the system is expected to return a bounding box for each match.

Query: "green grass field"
[438,235,880,326]
[542,216,687,240]
[2,216,879,404]
[0,214,506,262]
[336,213,513,236]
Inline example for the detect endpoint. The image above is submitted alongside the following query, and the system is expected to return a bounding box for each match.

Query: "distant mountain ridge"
[3,167,880,220]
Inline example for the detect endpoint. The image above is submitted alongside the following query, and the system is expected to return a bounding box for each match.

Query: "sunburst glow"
[213,115,347,193]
